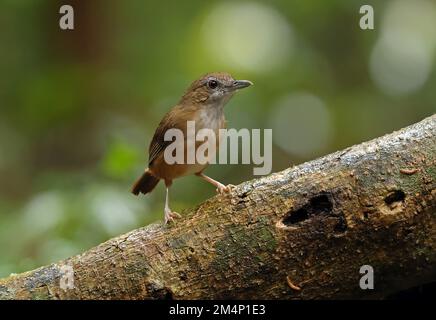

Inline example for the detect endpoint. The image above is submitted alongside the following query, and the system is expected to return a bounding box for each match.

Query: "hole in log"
[146,281,174,300]
[164,290,174,300]
[384,190,405,206]
[282,208,309,225]
[282,194,333,226]
[381,190,406,213]
[310,194,333,212]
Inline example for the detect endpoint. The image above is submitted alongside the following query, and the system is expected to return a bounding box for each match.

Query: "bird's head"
[180,72,253,107]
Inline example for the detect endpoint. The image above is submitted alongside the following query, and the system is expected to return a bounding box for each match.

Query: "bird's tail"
[131,170,160,195]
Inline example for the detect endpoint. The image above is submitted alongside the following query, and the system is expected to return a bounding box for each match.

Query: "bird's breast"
[197,108,225,131]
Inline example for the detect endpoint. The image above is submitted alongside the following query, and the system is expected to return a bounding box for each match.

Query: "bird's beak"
[230,80,253,91]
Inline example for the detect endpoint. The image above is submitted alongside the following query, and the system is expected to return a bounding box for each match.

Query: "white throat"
[198,101,226,129]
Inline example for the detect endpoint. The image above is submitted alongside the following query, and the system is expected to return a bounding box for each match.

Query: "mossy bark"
[0,115,435,300]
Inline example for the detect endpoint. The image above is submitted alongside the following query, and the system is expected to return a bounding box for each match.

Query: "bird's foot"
[216,183,235,194]
[164,209,181,224]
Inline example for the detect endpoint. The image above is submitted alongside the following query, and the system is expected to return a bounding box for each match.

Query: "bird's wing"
[148,105,196,166]
[148,111,176,166]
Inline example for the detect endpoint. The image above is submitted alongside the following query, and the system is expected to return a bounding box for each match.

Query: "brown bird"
[131,72,253,223]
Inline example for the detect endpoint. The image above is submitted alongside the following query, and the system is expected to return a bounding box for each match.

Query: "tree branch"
[1,115,435,299]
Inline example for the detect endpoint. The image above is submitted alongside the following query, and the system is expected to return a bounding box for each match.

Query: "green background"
[0,0,435,277]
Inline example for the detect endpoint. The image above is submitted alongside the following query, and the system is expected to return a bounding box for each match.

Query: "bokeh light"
[370,0,436,95]
[90,187,144,235]
[268,93,333,158]
[22,192,65,235]
[201,2,294,73]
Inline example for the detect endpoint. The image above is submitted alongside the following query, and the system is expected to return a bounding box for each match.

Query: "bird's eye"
[207,79,218,89]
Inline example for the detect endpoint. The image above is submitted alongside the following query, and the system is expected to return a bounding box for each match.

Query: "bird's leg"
[164,182,180,224]
[196,172,234,194]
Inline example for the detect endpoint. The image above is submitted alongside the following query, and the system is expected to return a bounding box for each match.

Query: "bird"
[131,72,253,224]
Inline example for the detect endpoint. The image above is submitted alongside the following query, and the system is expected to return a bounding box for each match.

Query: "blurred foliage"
[0,0,435,277]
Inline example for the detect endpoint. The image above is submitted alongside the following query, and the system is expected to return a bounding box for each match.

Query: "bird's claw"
[164,210,181,224]
[216,184,235,194]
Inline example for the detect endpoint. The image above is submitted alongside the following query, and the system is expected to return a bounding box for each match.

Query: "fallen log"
[0,115,435,299]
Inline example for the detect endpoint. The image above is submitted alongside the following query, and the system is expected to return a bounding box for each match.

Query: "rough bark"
[0,115,435,300]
